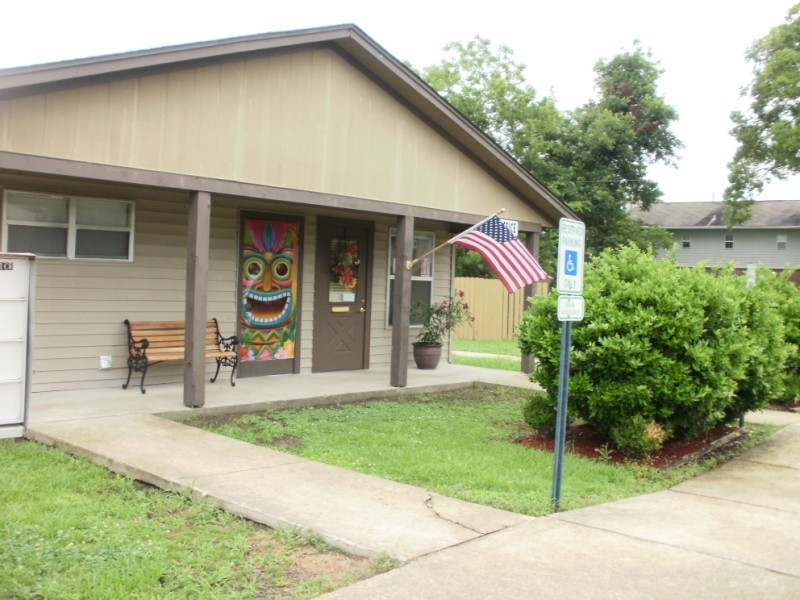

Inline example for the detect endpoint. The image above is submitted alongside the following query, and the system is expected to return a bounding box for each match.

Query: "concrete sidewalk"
[25,367,800,598]
[324,411,800,599]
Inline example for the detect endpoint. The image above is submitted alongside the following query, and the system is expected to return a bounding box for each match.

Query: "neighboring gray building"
[631,201,800,279]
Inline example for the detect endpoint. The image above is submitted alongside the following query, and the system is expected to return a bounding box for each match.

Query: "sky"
[2,0,798,203]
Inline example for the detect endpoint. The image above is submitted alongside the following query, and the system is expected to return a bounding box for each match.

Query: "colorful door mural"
[238,213,303,377]
[312,219,371,372]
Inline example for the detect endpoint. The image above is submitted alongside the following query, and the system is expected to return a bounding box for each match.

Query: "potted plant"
[412,290,474,369]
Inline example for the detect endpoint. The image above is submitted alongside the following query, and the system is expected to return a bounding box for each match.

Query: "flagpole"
[404,208,506,270]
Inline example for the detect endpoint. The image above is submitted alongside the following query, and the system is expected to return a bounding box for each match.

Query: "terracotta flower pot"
[412,342,442,369]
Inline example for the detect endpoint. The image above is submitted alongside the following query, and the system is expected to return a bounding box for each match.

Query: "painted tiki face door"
[313,219,371,372]
[238,214,302,377]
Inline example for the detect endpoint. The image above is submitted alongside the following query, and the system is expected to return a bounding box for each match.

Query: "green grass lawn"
[452,338,520,355]
[0,439,391,599]
[194,386,776,517]
[451,338,522,371]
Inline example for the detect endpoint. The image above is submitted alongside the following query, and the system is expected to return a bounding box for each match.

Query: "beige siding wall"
[25,192,456,391]
[31,197,241,391]
[0,48,546,226]
[369,224,391,367]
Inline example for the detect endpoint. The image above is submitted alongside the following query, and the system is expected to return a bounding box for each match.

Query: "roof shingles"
[631,200,800,228]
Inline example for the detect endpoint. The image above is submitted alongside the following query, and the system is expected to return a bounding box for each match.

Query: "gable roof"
[0,24,577,226]
[631,201,800,229]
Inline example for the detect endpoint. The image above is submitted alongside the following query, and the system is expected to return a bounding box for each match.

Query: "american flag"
[451,215,550,293]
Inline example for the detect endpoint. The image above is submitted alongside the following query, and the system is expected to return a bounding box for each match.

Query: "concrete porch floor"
[29,362,538,425]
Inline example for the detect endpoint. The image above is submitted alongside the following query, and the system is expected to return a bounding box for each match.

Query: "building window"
[777,234,788,250]
[724,233,734,249]
[2,191,134,260]
[388,230,434,326]
[681,234,691,249]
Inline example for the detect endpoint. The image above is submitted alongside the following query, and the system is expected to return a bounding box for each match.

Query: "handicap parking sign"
[564,250,578,276]
[557,219,585,295]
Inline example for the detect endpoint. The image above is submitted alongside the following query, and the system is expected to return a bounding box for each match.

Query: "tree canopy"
[418,37,681,269]
[725,3,800,221]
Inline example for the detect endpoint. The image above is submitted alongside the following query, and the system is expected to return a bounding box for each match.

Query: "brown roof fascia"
[0,150,545,232]
[0,24,577,226]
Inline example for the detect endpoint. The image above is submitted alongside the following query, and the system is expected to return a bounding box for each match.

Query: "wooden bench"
[123,319,239,394]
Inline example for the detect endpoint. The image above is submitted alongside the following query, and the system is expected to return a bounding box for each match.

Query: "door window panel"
[329,238,360,303]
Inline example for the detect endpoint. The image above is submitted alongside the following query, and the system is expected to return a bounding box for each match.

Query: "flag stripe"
[457,233,526,291]
[449,215,550,293]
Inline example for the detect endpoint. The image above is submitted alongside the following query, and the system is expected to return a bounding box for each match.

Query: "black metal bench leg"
[122,363,133,390]
[210,360,222,383]
[230,361,237,387]
[139,364,148,394]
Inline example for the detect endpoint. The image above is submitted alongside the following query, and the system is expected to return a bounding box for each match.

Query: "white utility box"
[0,253,35,439]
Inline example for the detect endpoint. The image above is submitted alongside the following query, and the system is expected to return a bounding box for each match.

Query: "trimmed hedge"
[518,245,796,456]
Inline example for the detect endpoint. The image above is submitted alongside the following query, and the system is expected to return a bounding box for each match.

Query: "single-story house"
[0,24,575,407]
[630,200,800,282]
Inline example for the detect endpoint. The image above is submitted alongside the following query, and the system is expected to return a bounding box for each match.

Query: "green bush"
[752,267,800,404]
[518,245,790,456]
[610,415,666,459]
[522,390,571,437]
[721,265,790,420]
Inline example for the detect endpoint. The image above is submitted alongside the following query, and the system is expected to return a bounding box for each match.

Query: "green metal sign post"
[552,219,585,512]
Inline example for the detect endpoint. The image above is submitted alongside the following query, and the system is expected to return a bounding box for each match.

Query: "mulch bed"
[519,423,748,469]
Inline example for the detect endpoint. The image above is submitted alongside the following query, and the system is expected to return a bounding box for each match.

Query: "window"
[681,234,691,249]
[777,234,788,250]
[387,230,434,326]
[724,233,734,249]
[2,191,134,260]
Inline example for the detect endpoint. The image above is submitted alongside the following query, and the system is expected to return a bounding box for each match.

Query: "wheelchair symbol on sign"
[564,250,578,276]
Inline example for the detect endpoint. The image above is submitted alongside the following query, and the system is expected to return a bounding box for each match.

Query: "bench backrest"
[125,320,222,352]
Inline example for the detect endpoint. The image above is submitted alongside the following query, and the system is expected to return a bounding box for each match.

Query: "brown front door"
[313,219,371,372]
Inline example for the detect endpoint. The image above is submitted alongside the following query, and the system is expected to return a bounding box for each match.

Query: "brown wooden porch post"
[521,230,540,375]
[184,191,211,407]
[390,215,414,387]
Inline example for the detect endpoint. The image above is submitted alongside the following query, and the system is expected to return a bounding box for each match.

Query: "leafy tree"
[560,45,682,253]
[421,38,570,195]
[418,38,681,267]
[725,3,800,222]
[453,246,495,278]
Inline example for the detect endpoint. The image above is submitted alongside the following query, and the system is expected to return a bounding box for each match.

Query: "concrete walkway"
[25,366,800,598]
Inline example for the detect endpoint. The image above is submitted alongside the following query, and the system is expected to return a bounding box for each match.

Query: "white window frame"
[387,229,435,327]
[2,190,135,261]
[681,234,691,249]
[777,234,788,250]
[724,233,734,249]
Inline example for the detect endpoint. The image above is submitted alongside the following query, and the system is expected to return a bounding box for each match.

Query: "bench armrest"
[217,333,239,353]
[129,337,150,356]
[123,319,150,357]
[211,318,239,354]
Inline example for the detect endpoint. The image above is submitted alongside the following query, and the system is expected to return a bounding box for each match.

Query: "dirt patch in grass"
[270,435,303,451]
[519,423,748,469]
[246,529,381,598]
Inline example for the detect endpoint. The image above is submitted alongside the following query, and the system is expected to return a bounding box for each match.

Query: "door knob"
[359,307,367,313]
